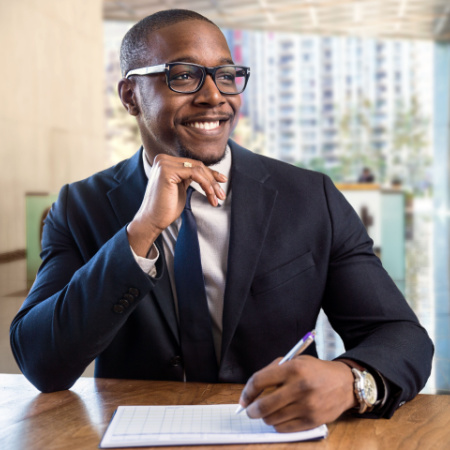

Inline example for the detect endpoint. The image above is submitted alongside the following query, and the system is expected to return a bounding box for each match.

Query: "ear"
[118,78,140,116]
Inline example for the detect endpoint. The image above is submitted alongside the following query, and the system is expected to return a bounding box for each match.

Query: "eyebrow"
[166,56,235,65]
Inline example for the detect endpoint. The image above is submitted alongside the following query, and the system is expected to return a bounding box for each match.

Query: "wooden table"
[1,374,449,449]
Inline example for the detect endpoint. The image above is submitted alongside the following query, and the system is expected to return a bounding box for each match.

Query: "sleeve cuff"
[130,243,159,278]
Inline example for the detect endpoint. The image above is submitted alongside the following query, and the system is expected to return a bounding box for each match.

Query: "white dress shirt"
[130,148,232,361]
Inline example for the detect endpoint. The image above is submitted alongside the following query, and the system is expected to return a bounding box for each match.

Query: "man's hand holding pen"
[236,331,357,432]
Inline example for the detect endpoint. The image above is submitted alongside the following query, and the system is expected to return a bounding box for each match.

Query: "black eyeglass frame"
[125,62,251,95]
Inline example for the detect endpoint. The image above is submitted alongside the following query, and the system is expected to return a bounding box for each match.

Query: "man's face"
[128,20,242,166]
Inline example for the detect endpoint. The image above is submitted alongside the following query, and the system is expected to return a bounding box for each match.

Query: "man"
[11,9,433,432]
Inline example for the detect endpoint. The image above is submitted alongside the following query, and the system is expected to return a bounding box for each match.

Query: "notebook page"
[100,404,328,448]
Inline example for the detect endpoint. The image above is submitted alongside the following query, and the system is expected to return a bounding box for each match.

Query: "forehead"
[144,20,233,66]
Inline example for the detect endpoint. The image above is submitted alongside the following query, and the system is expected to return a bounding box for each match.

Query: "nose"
[193,74,225,106]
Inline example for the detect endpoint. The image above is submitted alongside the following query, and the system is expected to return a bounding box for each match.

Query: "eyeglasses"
[125,62,250,95]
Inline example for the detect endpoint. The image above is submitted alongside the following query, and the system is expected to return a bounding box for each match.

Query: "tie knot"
[184,186,195,211]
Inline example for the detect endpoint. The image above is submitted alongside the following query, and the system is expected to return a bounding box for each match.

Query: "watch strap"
[352,368,374,413]
[337,358,387,413]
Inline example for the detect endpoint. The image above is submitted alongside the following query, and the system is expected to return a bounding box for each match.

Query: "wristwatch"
[351,368,378,413]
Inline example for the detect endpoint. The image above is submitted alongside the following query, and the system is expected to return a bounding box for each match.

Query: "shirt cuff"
[130,243,159,278]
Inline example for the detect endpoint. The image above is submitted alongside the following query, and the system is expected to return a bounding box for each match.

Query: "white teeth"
[186,121,220,130]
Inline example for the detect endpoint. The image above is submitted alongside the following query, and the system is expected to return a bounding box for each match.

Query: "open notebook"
[100,404,328,448]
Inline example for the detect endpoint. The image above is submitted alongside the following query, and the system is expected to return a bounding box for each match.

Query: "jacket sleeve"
[9,184,160,393]
[320,175,434,418]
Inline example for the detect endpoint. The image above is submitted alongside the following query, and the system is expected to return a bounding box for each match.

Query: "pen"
[235,330,316,415]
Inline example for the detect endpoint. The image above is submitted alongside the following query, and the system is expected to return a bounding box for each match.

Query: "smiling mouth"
[185,120,221,130]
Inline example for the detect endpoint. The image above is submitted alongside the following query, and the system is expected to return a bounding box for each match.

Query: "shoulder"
[49,149,144,224]
[80,149,141,186]
[63,149,143,197]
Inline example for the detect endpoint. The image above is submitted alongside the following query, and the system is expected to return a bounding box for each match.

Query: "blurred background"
[1,1,449,394]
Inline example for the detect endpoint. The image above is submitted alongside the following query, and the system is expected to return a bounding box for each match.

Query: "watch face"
[364,373,378,405]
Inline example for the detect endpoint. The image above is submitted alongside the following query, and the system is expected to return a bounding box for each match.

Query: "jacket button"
[169,355,182,367]
[113,304,125,314]
[128,288,140,298]
[119,299,130,308]
[123,293,135,303]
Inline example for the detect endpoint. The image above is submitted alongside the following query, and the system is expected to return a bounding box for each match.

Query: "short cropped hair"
[120,9,217,76]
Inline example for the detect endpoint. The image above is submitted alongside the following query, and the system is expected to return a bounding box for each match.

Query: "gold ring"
[183,162,192,168]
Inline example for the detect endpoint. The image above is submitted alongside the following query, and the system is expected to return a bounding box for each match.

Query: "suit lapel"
[107,149,179,343]
[221,142,278,362]
[107,149,147,228]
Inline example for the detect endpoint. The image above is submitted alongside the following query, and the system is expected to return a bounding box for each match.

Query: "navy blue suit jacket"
[10,140,433,417]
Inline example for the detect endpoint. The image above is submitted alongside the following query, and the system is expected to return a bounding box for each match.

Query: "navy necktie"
[174,187,218,382]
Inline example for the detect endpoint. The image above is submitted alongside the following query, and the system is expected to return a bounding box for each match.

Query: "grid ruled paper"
[100,404,328,447]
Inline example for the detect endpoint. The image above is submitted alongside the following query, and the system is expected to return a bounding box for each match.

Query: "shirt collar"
[141,147,232,206]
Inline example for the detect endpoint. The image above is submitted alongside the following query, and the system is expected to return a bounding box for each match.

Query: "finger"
[160,162,218,207]
[249,387,322,432]
[245,381,296,420]
[210,169,228,183]
[272,416,318,433]
[178,163,226,206]
[238,360,285,409]
[153,156,224,208]
[255,398,317,432]
[263,397,333,432]
[175,158,227,185]
[156,156,227,197]
[209,170,227,201]
[189,165,227,202]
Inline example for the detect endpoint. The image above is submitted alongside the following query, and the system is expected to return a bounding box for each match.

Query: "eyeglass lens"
[168,64,246,93]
